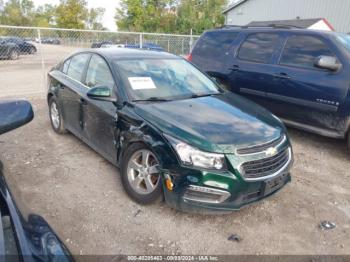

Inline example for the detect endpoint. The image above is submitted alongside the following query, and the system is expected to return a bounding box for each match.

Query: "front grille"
[236,135,284,155]
[241,148,290,179]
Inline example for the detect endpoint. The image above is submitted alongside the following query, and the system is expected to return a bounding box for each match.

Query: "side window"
[85,55,114,89]
[280,35,335,69]
[238,33,280,64]
[193,31,238,56]
[67,53,90,82]
[62,58,71,74]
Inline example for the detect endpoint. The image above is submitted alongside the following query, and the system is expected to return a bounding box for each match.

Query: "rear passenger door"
[62,53,91,135]
[82,54,118,163]
[230,32,283,104]
[266,34,347,130]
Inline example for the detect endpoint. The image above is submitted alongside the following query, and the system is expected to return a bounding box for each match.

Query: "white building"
[223,0,350,33]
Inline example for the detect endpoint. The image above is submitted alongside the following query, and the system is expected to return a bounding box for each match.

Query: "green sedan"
[47,48,293,213]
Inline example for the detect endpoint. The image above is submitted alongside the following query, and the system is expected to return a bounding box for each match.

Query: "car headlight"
[164,134,227,170]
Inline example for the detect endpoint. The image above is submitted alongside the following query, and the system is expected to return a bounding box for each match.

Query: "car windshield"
[114,58,220,101]
[335,33,350,53]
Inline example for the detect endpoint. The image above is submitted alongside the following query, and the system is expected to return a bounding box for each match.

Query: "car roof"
[205,27,338,38]
[85,47,179,61]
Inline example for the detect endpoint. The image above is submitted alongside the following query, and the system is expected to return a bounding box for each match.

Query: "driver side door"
[81,54,118,164]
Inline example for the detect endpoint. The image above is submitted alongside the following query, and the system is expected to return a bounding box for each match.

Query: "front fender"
[116,106,179,170]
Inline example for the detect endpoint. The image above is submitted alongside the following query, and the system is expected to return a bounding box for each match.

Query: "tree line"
[0,0,228,34]
[116,0,227,34]
[0,0,105,29]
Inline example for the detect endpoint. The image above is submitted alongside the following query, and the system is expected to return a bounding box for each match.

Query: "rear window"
[193,31,238,55]
[62,59,71,74]
[238,33,280,64]
[67,53,90,82]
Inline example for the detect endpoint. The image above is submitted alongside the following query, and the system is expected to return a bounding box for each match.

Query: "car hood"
[134,93,285,154]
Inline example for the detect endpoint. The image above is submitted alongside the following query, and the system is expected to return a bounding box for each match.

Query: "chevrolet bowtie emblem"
[266,147,277,156]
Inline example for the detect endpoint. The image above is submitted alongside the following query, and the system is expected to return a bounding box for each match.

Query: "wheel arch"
[116,122,179,170]
[47,92,55,105]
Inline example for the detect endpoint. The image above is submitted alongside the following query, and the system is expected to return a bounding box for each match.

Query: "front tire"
[49,97,66,134]
[121,143,163,205]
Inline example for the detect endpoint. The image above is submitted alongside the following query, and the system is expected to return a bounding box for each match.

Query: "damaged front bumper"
[161,146,293,214]
[163,172,291,214]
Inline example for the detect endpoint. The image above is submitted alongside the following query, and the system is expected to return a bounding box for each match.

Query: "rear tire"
[121,143,163,205]
[9,49,19,60]
[49,97,66,134]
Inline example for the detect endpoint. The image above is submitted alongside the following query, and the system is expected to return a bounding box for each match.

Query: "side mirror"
[0,100,34,135]
[314,56,341,71]
[87,86,117,103]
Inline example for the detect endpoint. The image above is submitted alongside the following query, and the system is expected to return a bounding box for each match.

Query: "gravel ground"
[1,95,350,259]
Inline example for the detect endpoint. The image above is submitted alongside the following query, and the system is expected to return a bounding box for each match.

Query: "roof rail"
[219,24,303,30]
[217,25,243,29]
[266,23,303,29]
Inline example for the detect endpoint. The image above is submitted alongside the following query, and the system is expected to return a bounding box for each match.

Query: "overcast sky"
[32,0,120,31]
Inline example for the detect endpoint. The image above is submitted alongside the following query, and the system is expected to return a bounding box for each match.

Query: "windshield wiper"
[188,93,221,99]
[132,97,172,102]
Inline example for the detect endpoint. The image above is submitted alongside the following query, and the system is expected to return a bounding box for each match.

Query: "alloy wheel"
[50,101,60,129]
[127,149,160,195]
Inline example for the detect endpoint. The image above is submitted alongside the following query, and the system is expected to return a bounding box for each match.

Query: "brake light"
[186,53,193,61]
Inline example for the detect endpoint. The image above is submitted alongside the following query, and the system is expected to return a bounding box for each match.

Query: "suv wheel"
[9,49,19,60]
[121,143,163,205]
[49,97,66,134]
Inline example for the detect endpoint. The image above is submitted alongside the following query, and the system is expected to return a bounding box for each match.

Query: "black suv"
[190,26,350,149]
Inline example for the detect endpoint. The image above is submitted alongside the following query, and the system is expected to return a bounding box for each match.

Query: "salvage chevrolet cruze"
[47,48,293,213]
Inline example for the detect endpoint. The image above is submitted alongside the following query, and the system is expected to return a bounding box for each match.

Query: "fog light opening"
[183,185,231,204]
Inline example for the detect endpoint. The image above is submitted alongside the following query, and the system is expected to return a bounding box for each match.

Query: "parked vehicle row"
[47,48,293,213]
[189,26,350,149]
[0,36,37,60]
[91,41,164,51]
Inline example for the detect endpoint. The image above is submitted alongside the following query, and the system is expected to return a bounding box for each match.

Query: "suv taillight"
[186,53,193,61]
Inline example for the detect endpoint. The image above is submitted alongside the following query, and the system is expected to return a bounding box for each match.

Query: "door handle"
[79,98,88,105]
[229,65,240,71]
[274,72,291,79]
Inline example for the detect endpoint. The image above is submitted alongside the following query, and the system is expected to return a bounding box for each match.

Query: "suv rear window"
[238,33,280,64]
[193,31,238,56]
[280,35,335,69]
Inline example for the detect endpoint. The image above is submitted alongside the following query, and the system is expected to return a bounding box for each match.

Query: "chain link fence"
[0,25,200,97]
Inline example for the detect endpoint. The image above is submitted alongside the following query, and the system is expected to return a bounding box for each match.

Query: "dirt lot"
[0,44,350,258]
[0,43,78,97]
[0,95,349,258]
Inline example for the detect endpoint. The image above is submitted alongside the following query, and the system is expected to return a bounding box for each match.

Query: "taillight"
[186,53,193,61]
